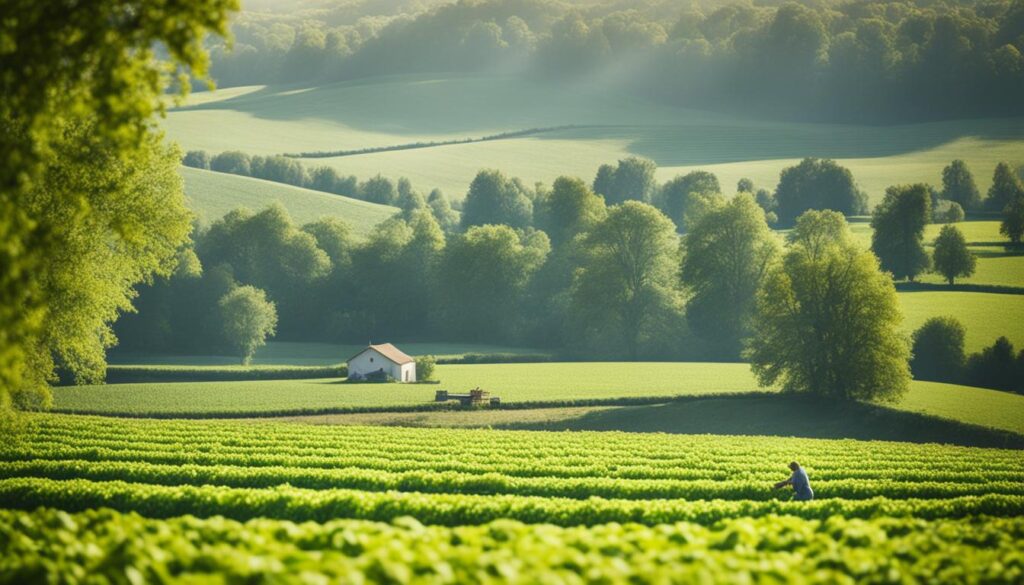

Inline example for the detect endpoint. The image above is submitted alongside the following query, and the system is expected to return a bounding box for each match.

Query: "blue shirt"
[791,467,813,500]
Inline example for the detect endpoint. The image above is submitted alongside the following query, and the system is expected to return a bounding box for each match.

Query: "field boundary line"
[281,125,618,159]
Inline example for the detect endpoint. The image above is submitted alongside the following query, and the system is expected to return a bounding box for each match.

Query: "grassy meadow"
[165,76,1024,204]
[52,362,758,415]
[897,291,1024,352]
[182,166,397,234]
[52,362,1024,436]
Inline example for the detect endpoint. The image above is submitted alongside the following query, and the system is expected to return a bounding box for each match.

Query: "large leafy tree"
[987,162,1024,212]
[534,176,607,248]
[745,212,910,402]
[198,204,331,338]
[910,317,966,383]
[437,225,549,341]
[774,158,867,225]
[16,126,193,406]
[871,184,931,281]
[931,225,976,284]
[681,194,780,357]
[659,171,721,231]
[592,157,658,205]
[1001,194,1024,246]
[0,0,236,415]
[941,160,982,211]
[460,169,534,229]
[571,202,682,359]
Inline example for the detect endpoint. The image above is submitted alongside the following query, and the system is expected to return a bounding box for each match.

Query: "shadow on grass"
[500,395,1024,449]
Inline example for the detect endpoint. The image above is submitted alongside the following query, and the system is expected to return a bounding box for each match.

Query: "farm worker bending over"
[773,461,814,501]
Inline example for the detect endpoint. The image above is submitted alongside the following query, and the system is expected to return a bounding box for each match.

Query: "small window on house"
[370,357,374,363]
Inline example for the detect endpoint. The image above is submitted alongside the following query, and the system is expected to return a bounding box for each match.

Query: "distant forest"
[201,0,1024,122]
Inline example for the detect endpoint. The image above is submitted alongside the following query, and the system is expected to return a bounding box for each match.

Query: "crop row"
[14,418,1023,485]
[4,459,1022,503]
[10,440,1023,487]
[31,415,1019,465]
[2,478,1022,526]
[3,507,1023,585]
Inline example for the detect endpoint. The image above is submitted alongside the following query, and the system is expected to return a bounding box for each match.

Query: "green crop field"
[2,414,1023,582]
[182,166,397,234]
[109,341,546,366]
[897,291,1024,352]
[165,76,1024,204]
[51,363,1024,435]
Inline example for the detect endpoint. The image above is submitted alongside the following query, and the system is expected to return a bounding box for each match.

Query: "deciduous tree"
[941,160,981,211]
[682,194,780,357]
[534,176,607,248]
[775,158,867,224]
[931,225,976,284]
[987,162,1024,212]
[0,0,235,416]
[871,184,931,281]
[910,317,966,382]
[571,202,682,359]
[219,286,278,365]
[745,213,910,402]
[1001,194,1024,246]
[461,169,534,229]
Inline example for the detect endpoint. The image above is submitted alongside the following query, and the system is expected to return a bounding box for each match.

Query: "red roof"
[347,343,414,365]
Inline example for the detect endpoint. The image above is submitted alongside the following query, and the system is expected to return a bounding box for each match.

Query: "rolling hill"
[181,166,397,236]
[164,75,1024,202]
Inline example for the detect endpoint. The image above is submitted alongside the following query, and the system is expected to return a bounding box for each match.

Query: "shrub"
[932,200,964,224]
[416,355,437,381]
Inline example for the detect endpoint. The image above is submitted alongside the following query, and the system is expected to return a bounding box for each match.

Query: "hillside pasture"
[164,76,1024,204]
[182,166,397,234]
[897,291,1024,352]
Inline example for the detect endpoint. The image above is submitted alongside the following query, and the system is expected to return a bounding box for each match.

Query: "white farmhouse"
[346,343,416,382]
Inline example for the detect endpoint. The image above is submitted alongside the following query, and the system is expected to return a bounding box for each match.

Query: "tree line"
[912,319,1024,394]
[205,0,1024,122]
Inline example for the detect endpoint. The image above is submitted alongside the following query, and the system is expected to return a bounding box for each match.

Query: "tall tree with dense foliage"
[534,176,607,248]
[591,157,658,205]
[681,194,780,357]
[438,225,549,341]
[571,202,682,359]
[931,225,976,284]
[774,158,867,224]
[871,184,931,281]
[659,171,721,230]
[910,317,966,383]
[987,162,1024,212]
[1001,194,1024,246]
[941,160,982,211]
[427,189,460,233]
[219,286,278,365]
[460,169,534,229]
[745,212,910,402]
[0,0,235,415]
[198,204,330,337]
